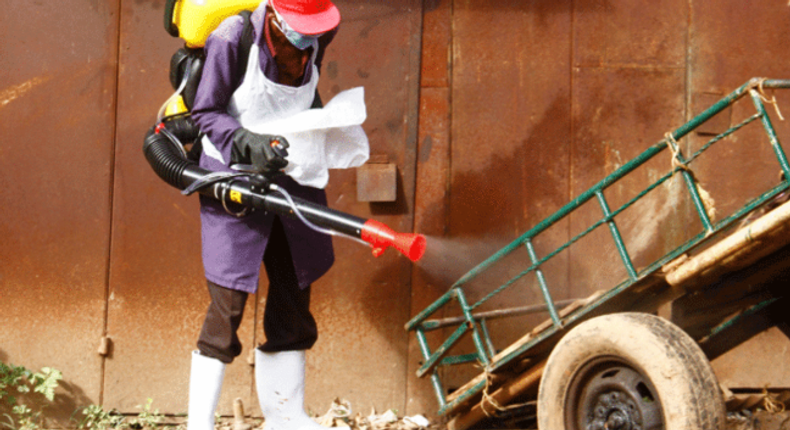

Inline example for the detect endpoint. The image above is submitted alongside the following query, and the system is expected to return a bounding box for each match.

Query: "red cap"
[270,0,341,35]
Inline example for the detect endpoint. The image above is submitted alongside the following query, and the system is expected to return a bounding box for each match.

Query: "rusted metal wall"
[406,0,790,411]
[569,0,688,293]
[104,0,246,414]
[0,0,119,423]
[408,0,453,415]
[687,0,790,389]
[4,0,790,424]
[446,0,575,395]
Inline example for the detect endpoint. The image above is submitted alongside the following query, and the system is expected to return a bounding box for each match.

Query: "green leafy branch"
[0,362,62,430]
[2,361,168,430]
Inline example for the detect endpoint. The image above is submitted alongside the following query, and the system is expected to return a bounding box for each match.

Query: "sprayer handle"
[230,164,258,173]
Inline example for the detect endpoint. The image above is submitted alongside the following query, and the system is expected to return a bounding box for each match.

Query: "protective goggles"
[272,8,324,50]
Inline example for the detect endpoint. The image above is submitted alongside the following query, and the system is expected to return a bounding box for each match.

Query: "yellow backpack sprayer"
[143,0,426,262]
[160,0,259,117]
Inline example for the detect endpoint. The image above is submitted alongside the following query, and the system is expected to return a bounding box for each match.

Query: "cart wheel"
[537,312,724,430]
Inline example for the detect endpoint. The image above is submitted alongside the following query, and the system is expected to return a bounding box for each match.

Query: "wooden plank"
[665,199,790,289]
[448,360,546,430]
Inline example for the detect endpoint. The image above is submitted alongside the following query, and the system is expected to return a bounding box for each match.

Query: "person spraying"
[149,1,414,430]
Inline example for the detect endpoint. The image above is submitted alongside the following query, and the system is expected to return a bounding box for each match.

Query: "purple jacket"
[191,2,336,293]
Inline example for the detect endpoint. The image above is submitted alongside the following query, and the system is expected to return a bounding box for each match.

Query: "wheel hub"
[565,358,663,430]
[588,391,641,430]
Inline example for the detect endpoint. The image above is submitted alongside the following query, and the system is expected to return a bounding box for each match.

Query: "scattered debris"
[317,398,353,428]
[314,398,436,430]
[722,387,790,430]
[217,398,437,430]
[726,409,790,430]
[723,386,790,414]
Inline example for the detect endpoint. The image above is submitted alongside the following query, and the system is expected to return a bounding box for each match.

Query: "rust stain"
[0,76,51,108]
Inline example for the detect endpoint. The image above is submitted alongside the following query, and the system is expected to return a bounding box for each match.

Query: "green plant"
[2,362,168,430]
[0,362,62,430]
[128,399,163,429]
[78,399,165,430]
[77,404,128,430]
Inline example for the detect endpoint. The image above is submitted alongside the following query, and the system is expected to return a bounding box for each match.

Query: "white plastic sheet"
[248,87,370,189]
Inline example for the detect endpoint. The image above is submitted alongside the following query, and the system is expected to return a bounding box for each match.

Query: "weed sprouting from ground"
[77,399,167,430]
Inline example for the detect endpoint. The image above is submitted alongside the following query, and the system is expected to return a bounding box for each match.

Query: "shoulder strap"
[237,10,255,79]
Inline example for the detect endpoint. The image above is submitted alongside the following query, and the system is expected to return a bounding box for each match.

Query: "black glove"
[230,128,290,175]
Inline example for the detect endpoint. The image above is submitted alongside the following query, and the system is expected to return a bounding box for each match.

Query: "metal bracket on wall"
[357,154,398,203]
[97,336,112,357]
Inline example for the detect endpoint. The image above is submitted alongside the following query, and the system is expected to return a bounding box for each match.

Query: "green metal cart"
[406,78,790,430]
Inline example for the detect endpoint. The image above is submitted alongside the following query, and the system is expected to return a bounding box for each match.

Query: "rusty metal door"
[569,0,689,301]
[409,0,576,399]
[0,0,120,423]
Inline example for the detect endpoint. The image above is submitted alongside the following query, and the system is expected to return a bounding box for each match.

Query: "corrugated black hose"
[142,115,220,191]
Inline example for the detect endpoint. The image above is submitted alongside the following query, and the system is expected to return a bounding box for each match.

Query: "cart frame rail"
[406,78,790,416]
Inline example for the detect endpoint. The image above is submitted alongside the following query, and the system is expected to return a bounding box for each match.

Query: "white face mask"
[271,8,323,50]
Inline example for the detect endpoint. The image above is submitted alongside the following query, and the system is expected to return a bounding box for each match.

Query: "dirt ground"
[216,394,790,430]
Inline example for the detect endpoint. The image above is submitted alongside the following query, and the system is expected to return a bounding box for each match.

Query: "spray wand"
[144,119,426,262]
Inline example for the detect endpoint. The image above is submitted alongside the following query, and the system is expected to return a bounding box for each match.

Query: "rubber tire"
[537,312,725,430]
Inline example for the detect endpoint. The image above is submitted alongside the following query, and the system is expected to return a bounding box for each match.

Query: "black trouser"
[197,217,318,364]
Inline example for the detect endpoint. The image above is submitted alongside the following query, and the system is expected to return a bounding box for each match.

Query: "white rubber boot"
[187,350,226,430]
[254,349,324,430]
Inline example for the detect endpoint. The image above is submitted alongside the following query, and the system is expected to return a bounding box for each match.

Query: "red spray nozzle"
[361,220,426,262]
